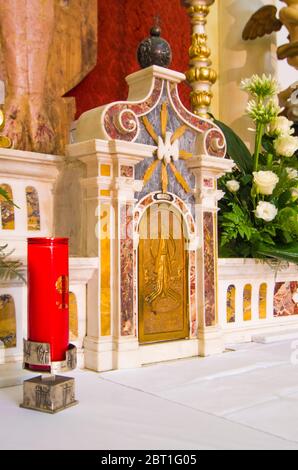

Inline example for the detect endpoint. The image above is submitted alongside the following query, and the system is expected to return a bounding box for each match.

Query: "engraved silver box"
[21,375,78,414]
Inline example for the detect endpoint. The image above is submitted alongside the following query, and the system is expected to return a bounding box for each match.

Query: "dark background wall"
[68,0,191,118]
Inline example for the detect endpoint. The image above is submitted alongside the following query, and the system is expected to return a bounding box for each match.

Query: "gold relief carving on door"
[138,203,189,343]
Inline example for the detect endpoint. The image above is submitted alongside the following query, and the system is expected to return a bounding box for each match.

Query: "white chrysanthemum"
[241,74,279,98]
[253,171,279,195]
[274,135,298,157]
[269,116,294,137]
[226,180,240,193]
[291,188,298,198]
[286,167,298,179]
[255,201,278,222]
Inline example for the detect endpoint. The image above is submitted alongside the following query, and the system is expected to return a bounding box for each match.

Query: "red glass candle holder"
[27,238,69,370]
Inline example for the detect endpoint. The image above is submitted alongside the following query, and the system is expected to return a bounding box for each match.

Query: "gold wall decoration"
[243,284,252,322]
[0,184,15,230]
[69,292,78,341]
[183,0,217,117]
[26,186,41,231]
[138,203,189,344]
[100,202,111,336]
[259,283,267,320]
[226,285,236,323]
[0,294,16,348]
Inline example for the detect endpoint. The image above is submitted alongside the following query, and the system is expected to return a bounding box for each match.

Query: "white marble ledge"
[69,257,98,283]
[67,138,156,161]
[0,257,98,286]
[0,147,63,181]
[218,257,298,280]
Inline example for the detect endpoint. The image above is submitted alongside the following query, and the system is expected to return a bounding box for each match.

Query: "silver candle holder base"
[20,339,78,414]
[20,375,78,414]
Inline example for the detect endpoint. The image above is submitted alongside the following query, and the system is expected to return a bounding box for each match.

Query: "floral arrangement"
[216,74,298,263]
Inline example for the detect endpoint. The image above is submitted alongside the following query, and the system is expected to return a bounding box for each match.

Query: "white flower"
[269,116,294,137]
[226,180,240,193]
[246,99,282,124]
[274,135,298,157]
[241,74,279,98]
[253,171,279,195]
[286,167,298,179]
[291,187,298,198]
[255,201,278,222]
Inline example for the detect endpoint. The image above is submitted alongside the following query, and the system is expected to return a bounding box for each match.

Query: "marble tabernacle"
[62,65,235,371]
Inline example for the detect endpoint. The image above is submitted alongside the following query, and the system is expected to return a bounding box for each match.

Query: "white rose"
[291,188,298,198]
[286,167,298,179]
[226,180,240,193]
[269,116,294,136]
[253,171,279,195]
[274,135,298,157]
[255,201,278,222]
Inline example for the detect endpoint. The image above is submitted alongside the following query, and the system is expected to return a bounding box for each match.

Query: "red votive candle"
[27,238,69,368]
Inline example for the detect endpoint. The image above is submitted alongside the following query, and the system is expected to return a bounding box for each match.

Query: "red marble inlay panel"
[203,178,214,189]
[203,212,216,327]
[274,282,298,317]
[120,204,134,335]
[120,165,134,178]
[189,250,197,336]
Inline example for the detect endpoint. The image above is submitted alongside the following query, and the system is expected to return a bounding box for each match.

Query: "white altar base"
[1,338,298,450]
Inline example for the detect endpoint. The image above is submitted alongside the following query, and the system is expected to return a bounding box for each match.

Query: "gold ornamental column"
[183,0,217,118]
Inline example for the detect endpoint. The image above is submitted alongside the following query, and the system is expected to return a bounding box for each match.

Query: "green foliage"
[0,187,10,202]
[0,245,25,282]
[214,119,253,174]
[256,242,298,263]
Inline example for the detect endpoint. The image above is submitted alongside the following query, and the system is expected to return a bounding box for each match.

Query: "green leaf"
[0,187,10,202]
[214,119,253,174]
[0,245,25,282]
[256,242,298,264]
[259,232,275,245]
[0,187,20,209]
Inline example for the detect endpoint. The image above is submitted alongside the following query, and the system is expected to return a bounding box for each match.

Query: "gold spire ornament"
[183,0,217,118]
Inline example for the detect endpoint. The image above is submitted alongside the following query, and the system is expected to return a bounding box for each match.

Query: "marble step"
[252,329,298,344]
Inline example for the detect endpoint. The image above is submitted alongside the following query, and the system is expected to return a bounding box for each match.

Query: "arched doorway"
[138,202,189,344]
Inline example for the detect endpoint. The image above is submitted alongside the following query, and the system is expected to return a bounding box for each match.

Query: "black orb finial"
[137,18,172,69]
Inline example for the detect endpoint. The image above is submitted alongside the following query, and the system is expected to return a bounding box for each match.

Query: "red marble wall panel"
[203,212,216,327]
[120,204,134,335]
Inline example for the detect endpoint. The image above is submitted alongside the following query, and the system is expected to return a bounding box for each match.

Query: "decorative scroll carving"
[104,78,164,141]
[168,82,226,157]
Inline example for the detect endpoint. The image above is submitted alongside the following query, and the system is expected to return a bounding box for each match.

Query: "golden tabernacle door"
[138,202,189,344]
